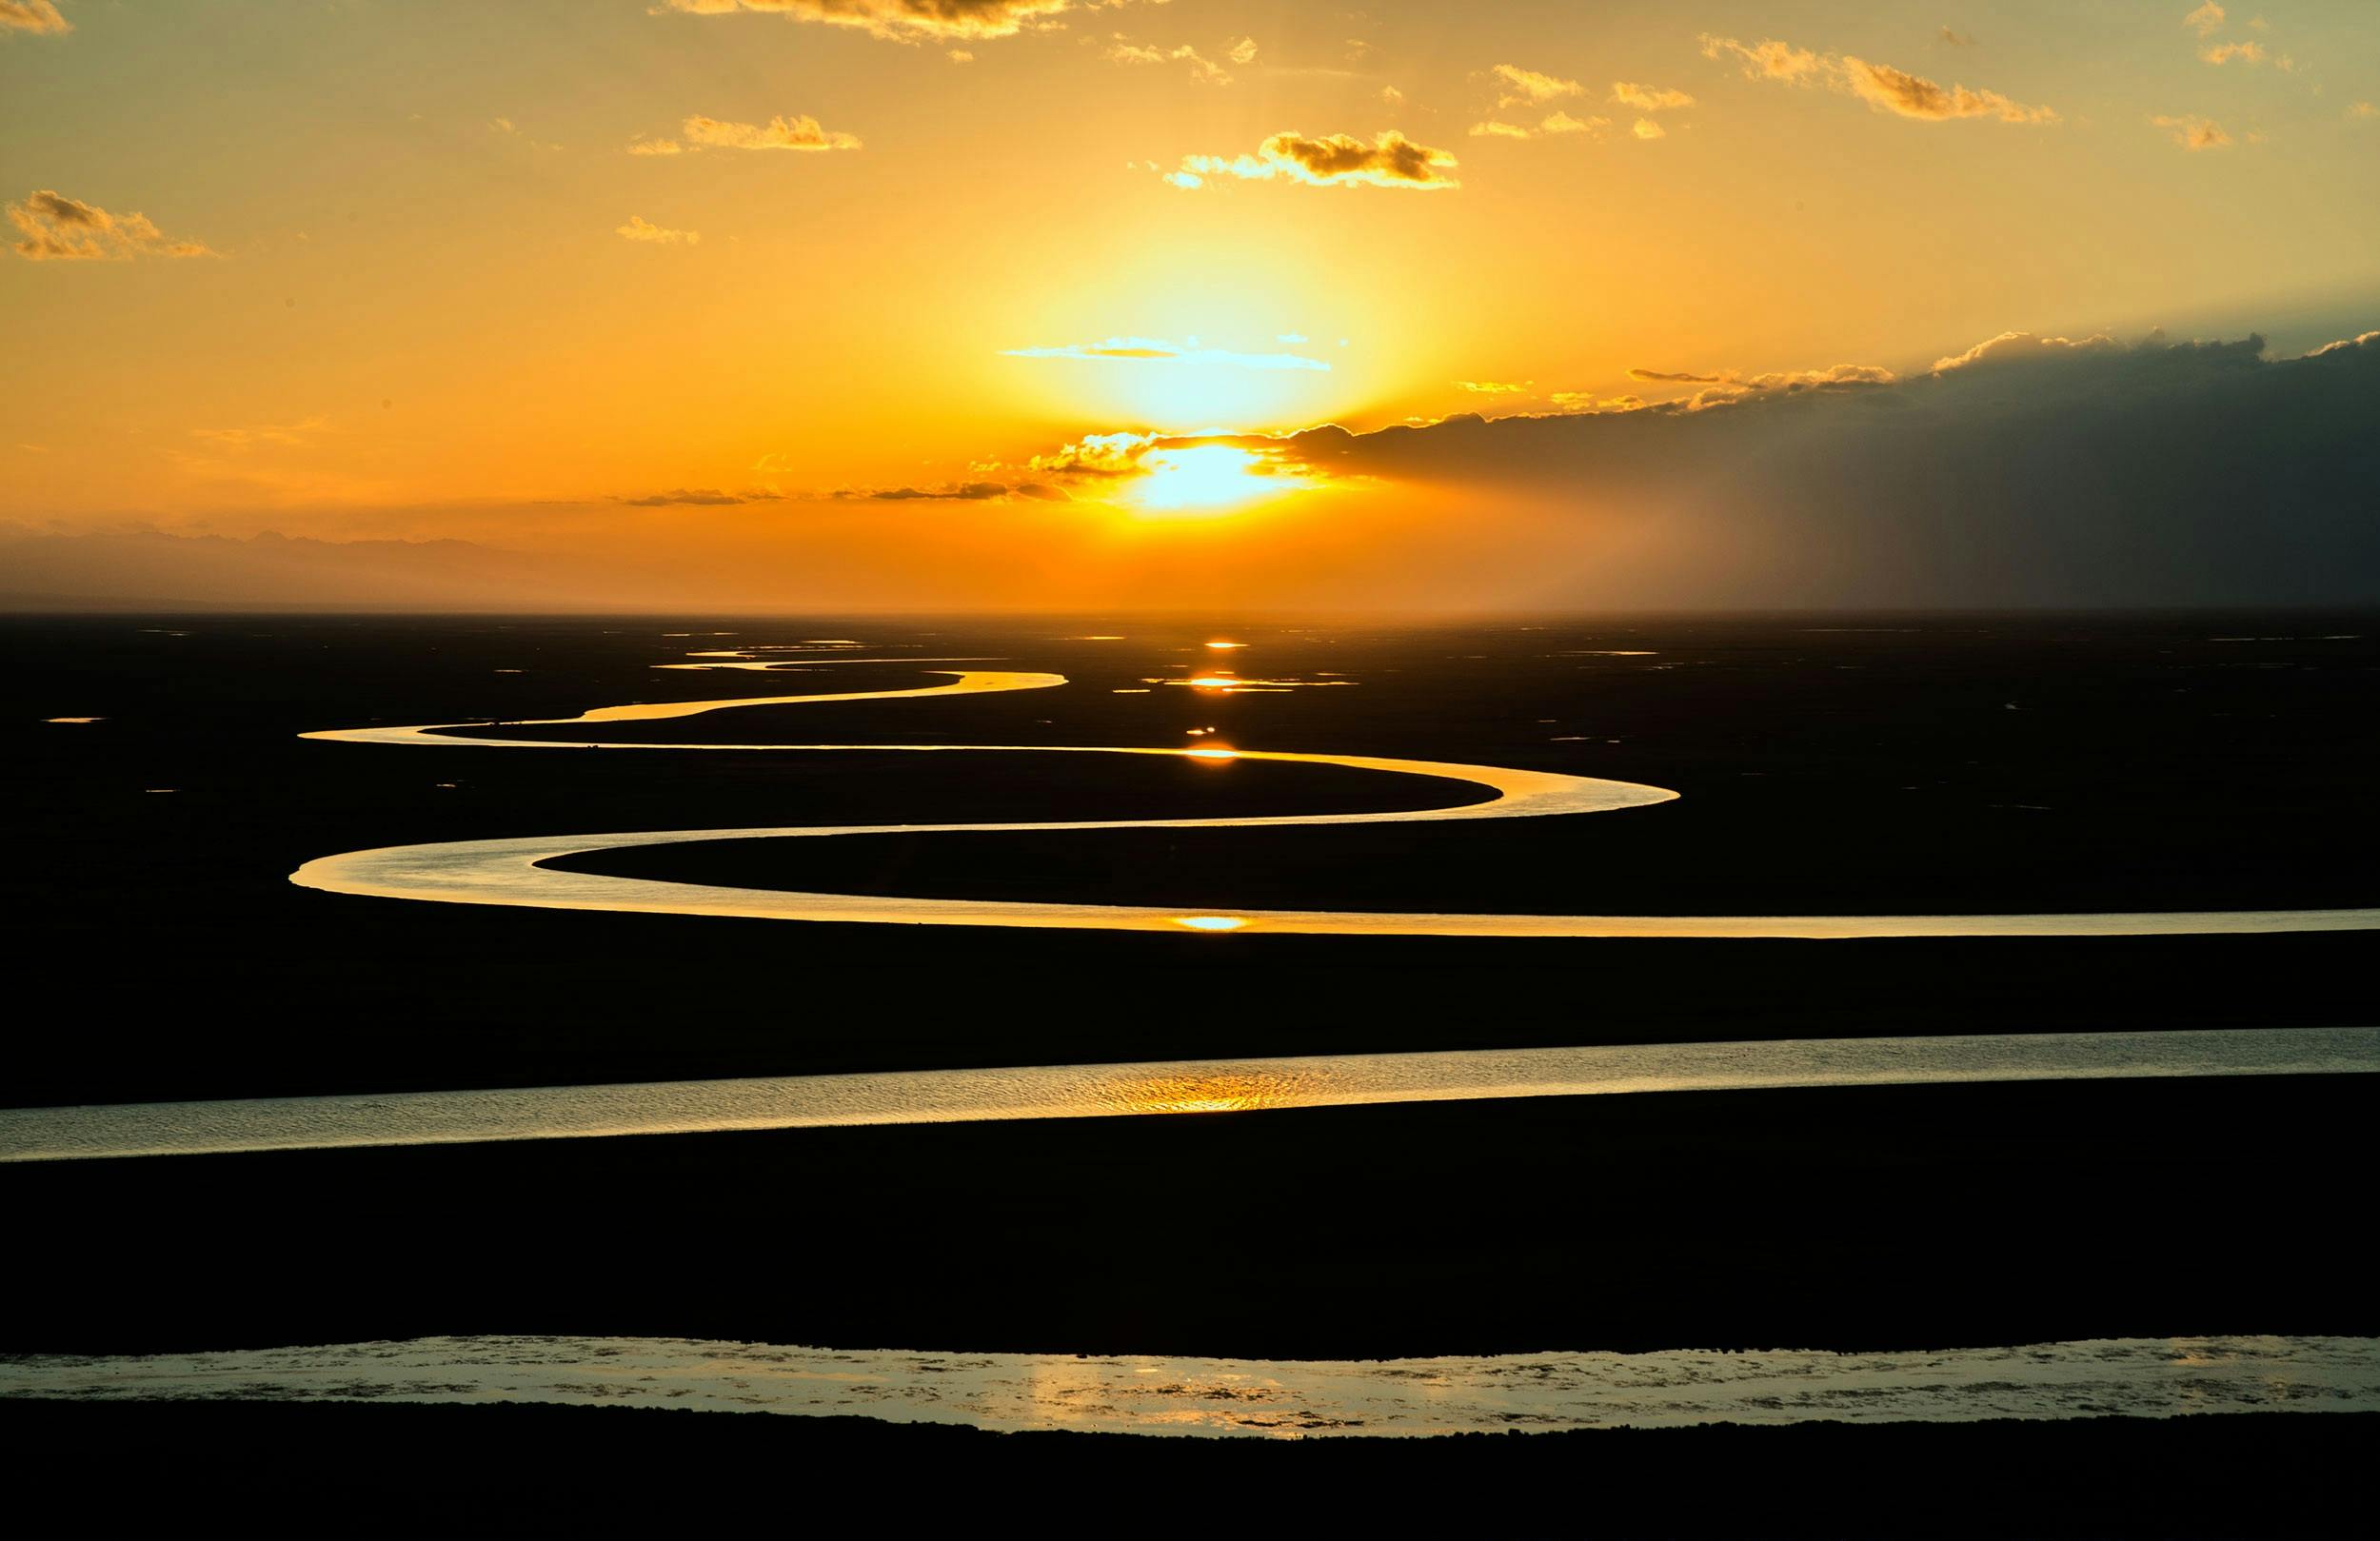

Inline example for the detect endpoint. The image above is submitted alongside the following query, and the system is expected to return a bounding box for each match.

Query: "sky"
[5,1,2376,610]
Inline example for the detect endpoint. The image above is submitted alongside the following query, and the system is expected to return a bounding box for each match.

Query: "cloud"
[2351,102,2378,121]
[2151,113,2231,149]
[1930,331,2121,371]
[1002,336,1330,370]
[2183,3,2226,38]
[1839,56,2056,123]
[1104,39,1232,86]
[1166,130,1458,190]
[1469,112,1608,142]
[864,483,1009,501]
[7,189,216,262]
[1621,362,1896,399]
[803,480,1067,503]
[190,417,331,451]
[1697,33,1826,83]
[0,1,69,35]
[1455,381,1533,394]
[616,215,701,244]
[1492,64,1584,107]
[617,487,777,506]
[655,0,1077,45]
[685,113,862,149]
[1237,328,2380,606]
[1631,117,1667,140]
[1700,34,2053,124]
[631,113,861,154]
[1939,28,1975,47]
[2200,41,2265,65]
[1226,36,1257,66]
[2305,330,2378,357]
[1610,82,1695,111]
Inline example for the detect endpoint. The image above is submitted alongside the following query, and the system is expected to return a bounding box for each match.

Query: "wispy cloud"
[1,1,70,35]
[844,481,1067,503]
[1610,81,1694,111]
[7,189,216,262]
[190,417,331,451]
[616,487,775,506]
[2151,113,2232,149]
[1619,361,1895,405]
[1003,335,1331,371]
[616,215,701,244]
[1699,34,2054,124]
[1490,64,1583,108]
[2200,41,2265,65]
[1165,130,1458,190]
[1549,392,1645,414]
[1697,34,1826,83]
[1103,37,1233,86]
[1455,380,1533,395]
[1469,112,1609,142]
[630,113,861,156]
[655,0,1081,45]
[2183,3,2227,39]
[1631,118,1667,140]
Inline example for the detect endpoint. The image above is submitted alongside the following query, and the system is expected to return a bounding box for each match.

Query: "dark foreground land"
[5,1399,2370,1536]
[4,613,2374,1531]
[7,1077,2370,1359]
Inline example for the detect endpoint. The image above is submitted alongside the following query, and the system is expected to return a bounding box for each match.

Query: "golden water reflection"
[1100,1069,1302,1116]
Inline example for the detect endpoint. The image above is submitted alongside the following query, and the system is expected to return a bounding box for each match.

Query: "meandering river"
[288,648,2380,940]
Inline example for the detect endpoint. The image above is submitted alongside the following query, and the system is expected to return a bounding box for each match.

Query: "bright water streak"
[4,1027,2371,1163]
[4,1334,2373,1438]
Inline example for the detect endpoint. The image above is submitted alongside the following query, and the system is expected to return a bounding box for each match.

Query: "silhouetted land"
[4,613,2375,1105]
[6,1077,2370,1358]
[3,1398,2370,1536]
[4,614,2373,1504]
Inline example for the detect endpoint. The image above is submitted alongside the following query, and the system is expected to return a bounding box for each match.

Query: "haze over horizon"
[7,1,2376,611]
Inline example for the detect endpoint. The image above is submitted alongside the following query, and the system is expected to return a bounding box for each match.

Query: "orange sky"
[5,2,2377,609]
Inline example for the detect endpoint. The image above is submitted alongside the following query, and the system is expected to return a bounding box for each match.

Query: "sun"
[1125,445,1302,514]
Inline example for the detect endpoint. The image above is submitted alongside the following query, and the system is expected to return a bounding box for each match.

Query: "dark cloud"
[1264,329,2380,606]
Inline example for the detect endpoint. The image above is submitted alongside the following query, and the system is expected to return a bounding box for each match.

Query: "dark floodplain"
[3,612,2375,1526]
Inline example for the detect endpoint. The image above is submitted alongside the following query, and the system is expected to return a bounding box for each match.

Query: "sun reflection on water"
[1102,1068,1294,1114]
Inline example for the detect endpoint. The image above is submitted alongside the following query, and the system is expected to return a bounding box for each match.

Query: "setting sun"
[1124,445,1299,514]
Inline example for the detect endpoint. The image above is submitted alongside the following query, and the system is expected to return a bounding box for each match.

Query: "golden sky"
[5,1,2377,609]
